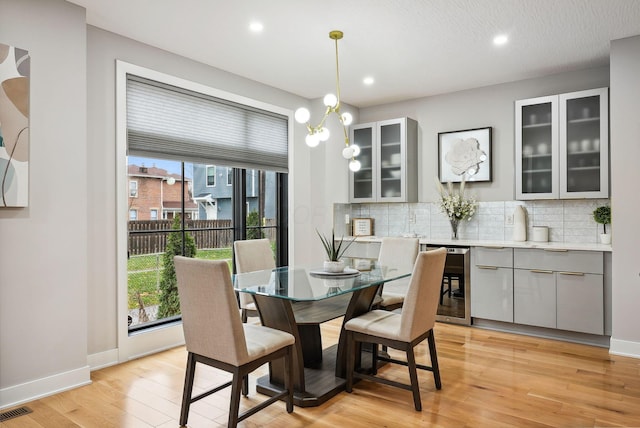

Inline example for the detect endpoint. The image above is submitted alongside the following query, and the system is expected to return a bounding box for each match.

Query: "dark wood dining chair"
[174,256,294,427]
[344,247,447,411]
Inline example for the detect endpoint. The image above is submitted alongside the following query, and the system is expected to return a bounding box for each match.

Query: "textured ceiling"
[67,0,640,107]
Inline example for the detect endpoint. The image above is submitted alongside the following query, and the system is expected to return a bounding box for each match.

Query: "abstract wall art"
[0,43,30,207]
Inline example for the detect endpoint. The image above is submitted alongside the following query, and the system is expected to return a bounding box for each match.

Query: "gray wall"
[358,67,610,203]
[0,0,89,406]
[1,0,638,410]
[610,35,640,356]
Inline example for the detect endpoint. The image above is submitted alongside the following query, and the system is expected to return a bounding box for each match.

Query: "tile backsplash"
[334,199,610,244]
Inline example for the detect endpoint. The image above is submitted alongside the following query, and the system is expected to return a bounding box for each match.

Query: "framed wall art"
[0,43,30,207]
[352,218,373,237]
[438,126,492,183]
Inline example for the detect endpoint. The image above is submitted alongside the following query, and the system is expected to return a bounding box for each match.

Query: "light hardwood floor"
[3,320,640,427]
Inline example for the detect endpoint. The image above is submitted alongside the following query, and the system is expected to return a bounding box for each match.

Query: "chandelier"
[294,31,361,172]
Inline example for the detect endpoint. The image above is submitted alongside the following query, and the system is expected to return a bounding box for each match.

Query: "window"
[126,156,287,331]
[129,209,138,220]
[206,165,216,187]
[129,180,138,197]
[118,61,290,356]
[227,168,232,186]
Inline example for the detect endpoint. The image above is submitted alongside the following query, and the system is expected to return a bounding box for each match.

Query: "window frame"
[206,165,216,187]
[116,60,293,363]
[129,180,138,197]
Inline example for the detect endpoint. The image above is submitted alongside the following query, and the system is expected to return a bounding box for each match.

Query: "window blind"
[126,74,288,172]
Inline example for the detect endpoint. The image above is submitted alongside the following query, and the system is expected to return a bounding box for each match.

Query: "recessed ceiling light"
[249,21,264,33]
[363,77,374,85]
[493,34,508,46]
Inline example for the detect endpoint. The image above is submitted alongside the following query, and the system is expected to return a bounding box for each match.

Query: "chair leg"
[427,329,442,390]
[284,346,294,413]
[241,308,248,323]
[228,370,242,428]
[242,374,249,396]
[371,342,379,375]
[345,331,355,393]
[180,353,196,426]
[406,346,422,411]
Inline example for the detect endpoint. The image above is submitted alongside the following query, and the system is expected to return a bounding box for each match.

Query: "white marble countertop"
[351,236,612,252]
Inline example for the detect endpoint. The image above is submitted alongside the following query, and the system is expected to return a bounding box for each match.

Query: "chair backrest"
[399,247,447,341]
[234,239,276,273]
[174,256,249,365]
[378,237,419,286]
[234,239,276,308]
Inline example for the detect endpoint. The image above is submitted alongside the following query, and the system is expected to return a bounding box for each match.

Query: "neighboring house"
[128,164,197,220]
[192,165,276,220]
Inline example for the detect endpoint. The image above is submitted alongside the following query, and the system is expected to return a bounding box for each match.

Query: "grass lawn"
[128,248,232,309]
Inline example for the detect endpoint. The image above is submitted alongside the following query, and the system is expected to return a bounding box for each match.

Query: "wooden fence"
[128,219,276,255]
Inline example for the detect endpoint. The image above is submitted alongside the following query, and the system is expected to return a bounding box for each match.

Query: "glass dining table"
[233,261,412,407]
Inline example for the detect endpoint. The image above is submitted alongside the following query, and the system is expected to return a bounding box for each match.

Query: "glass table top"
[233,262,411,302]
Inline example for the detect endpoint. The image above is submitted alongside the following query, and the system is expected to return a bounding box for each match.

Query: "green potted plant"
[316,229,355,272]
[592,205,611,244]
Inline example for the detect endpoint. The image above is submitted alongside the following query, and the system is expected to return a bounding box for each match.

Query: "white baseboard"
[609,338,640,359]
[87,348,119,371]
[0,365,90,410]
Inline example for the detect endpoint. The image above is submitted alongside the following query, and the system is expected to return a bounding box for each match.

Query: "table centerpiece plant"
[592,204,611,244]
[316,229,356,272]
[435,177,477,239]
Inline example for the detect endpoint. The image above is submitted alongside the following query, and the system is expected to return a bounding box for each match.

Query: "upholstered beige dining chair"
[174,256,294,428]
[233,238,276,322]
[376,237,420,311]
[344,247,447,411]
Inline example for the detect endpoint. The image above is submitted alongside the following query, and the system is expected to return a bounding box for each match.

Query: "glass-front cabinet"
[349,117,418,202]
[515,88,608,200]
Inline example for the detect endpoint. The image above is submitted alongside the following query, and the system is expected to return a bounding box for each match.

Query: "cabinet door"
[515,95,559,199]
[556,272,604,335]
[349,123,376,202]
[377,119,405,201]
[471,265,514,322]
[559,88,609,198]
[514,269,556,328]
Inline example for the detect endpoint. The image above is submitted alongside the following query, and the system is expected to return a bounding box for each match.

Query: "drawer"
[514,248,603,274]
[473,246,513,268]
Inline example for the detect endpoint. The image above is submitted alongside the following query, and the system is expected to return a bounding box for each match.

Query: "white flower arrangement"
[435,177,477,221]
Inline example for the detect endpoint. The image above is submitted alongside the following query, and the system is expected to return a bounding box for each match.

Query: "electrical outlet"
[506,214,514,225]
[409,213,416,223]
[345,214,350,224]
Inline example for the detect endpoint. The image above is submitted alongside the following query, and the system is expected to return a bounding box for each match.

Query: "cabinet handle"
[477,265,499,270]
[480,246,505,250]
[530,269,553,274]
[558,271,584,276]
[543,248,568,252]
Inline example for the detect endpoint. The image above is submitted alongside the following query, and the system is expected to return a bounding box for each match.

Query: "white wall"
[358,67,610,203]
[610,35,640,357]
[0,0,89,408]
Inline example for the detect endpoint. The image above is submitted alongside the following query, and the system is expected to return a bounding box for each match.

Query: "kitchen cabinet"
[513,248,604,335]
[349,117,418,202]
[471,246,514,323]
[515,88,609,200]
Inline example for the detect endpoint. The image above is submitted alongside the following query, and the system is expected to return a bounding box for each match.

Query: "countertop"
[351,236,612,252]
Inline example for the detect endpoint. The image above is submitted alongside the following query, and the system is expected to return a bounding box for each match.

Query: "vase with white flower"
[435,177,477,240]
